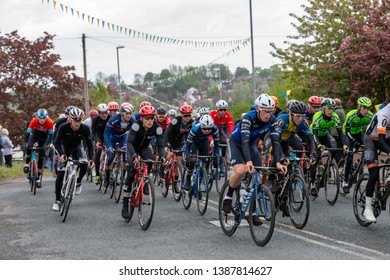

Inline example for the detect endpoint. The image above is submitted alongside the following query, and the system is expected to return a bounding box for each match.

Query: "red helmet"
[140,101,151,108]
[308,96,322,106]
[108,101,119,111]
[89,109,98,118]
[139,105,156,117]
[180,105,193,114]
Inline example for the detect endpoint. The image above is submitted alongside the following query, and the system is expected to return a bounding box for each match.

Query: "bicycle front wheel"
[324,160,339,205]
[182,168,192,209]
[172,163,183,202]
[217,158,228,194]
[197,167,209,215]
[338,158,347,196]
[62,175,76,223]
[288,174,310,229]
[138,176,155,230]
[218,180,240,236]
[352,174,372,227]
[114,166,124,203]
[248,184,275,247]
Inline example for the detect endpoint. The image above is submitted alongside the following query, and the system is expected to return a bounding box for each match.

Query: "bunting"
[41,0,250,48]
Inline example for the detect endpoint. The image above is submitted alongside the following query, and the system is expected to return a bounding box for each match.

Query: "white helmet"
[198,107,210,116]
[167,109,177,118]
[199,115,214,129]
[97,103,108,112]
[216,99,228,109]
[255,94,275,109]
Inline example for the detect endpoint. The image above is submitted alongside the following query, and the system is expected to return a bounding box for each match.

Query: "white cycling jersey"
[366,103,390,140]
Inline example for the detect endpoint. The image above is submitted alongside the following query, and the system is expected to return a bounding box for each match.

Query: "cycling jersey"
[365,103,390,154]
[276,113,312,141]
[187,123,219,154]
[343,109,374,140]
[91,115,109,144]
[310,111,345,146]
[231,110,282,163]
[164,116,194,148]
[208,110,234,135]
[104,113,135,147]
[155,116,171,132]
[25,117,54,144]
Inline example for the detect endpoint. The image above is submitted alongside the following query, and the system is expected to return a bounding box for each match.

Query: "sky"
[0,0,306,85]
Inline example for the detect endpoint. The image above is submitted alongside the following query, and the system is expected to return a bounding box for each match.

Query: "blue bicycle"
[182,155,210,215]
[218,166,276,246]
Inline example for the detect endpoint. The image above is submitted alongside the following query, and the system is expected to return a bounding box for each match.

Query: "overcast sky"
[1,0,306,84]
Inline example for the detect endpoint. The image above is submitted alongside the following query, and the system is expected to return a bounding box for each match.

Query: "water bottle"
[240,183,248,203]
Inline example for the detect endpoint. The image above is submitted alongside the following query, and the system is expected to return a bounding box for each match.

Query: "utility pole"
[82,34,90,114]
[249,0,256,102]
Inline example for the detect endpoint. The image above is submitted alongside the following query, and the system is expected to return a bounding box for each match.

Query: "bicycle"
[207,152,228,195]
[353,158,390,226]
[125,158,159,230]
[26,143,44,195]
[59,157,81,223]
[159,149,183,202]
[268,151,311,229]
[338,146,365,196]
[95,145,108,194]
[308,147,343,205]
[109,143,127,203]
[218,166,276,246]
[182,155,210,215]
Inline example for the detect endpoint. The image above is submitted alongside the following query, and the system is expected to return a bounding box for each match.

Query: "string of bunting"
[149,38,251,86]
[41,0,250,48]
[124,86,179,110]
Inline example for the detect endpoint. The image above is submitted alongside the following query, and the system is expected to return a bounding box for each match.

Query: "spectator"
[1,128,13,167]
[0,125,4,167]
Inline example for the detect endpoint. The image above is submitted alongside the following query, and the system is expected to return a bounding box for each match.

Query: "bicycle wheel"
[352,174,372,227]
[197,167,209,215]
[217,158,228,194]
[248,184,275,247]
[138,176,155,230]
[288,174,310,229]
[182,168,192,209]
[207,165,216,193]
[62,175,75,223]
[338,158,348,196]
[152,162,159,184]
[30,162,37,195]
[125,196,135,223]
[324,160,339,205]
[114,165,124,203]
[218,180,240,236]
[161,167,169,198]
[171,163,183,202]
[109,165,118,199]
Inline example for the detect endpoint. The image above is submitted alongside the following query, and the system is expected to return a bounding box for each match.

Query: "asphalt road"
[1,175,389,260]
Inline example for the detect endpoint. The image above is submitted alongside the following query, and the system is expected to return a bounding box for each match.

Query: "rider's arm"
[54,124,65,156]
[126,123,139,162]
[83,125,94,161]
[226,113,234,135]
[163,119,175,147]
[240,115,252,162]
[103,120,114,151]
[155,125,166,159]
[91,116,99,142]
[377,114,390,154]
[269,121,283,163]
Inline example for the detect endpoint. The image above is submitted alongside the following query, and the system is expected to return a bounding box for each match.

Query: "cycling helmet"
[216,100,228,109]
[180,105,193,114]
[68,107,85,121]
[157,107,166,115]
[37,108,48,119]
[198,107,210,116]
[308,96,322,106]
[286,99,297,109]
[255,94,275,109]
[270,96,279,106]
[107,101,119,111]
[199,115,214,129]
[121,102,134,113]
[140,101,151,108]
[357,97,372,107]
[97,103,108,112]
[89,109,98,118]
[139,105,156,117]
[167,109,177,118]
[289,100,307,114]
[321,98,336,108]
[65,106,75,116]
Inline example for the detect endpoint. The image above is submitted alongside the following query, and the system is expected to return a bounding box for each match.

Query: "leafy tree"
[0,31,83,145]
[144,72,154,81]
[160,69,173,80]
[89,81,111,108]
[234,67,250,79]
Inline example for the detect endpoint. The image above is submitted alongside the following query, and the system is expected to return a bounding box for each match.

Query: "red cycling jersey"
[27,117,54,134]
[209,110,234,135]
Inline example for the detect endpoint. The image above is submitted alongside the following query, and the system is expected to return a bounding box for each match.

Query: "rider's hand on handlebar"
[60,154,67,164]
[88,160,95,169]
[317,144,325,152]
[244,161,254,173]
[276,162,288,175]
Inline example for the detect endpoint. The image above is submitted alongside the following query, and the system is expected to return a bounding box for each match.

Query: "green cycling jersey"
[310,111,341,137]
[342,109,373,136]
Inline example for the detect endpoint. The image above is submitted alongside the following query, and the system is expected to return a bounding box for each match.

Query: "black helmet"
[156,107,166,115]
[289,100,307,114]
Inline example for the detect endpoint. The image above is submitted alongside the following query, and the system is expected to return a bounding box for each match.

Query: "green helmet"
[357,97,372,107]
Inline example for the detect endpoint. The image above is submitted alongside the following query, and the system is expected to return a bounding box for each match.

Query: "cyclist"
[271,96,283,117]
[103,103,135,188]
[121,105,166,219]
[24,109,54,188]
[305,96,322,125]
[84,109,98,129]
[52,107,94,211]
[91,103,109,184]
[107,101,119,115]
[196,107,210,121]
[167,109,177,119]
[53,106,74,143]
[362,102,390,222]
[309,98,347,196]
[342,97,374,193]
[155,107,171,132]
[164,105,195,163]
[184,115,220,190]
[209,100,234,159]
[222,94,287,225]
[134,101,152,121]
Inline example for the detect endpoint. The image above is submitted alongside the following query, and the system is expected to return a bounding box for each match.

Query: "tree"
[144,72,154,81]
[234,67,250,79]
[88,81,112,108]
[0,31,84,145]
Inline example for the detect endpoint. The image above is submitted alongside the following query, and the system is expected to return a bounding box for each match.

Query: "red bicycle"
[125,158,160,230]
[159,149,183,201]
